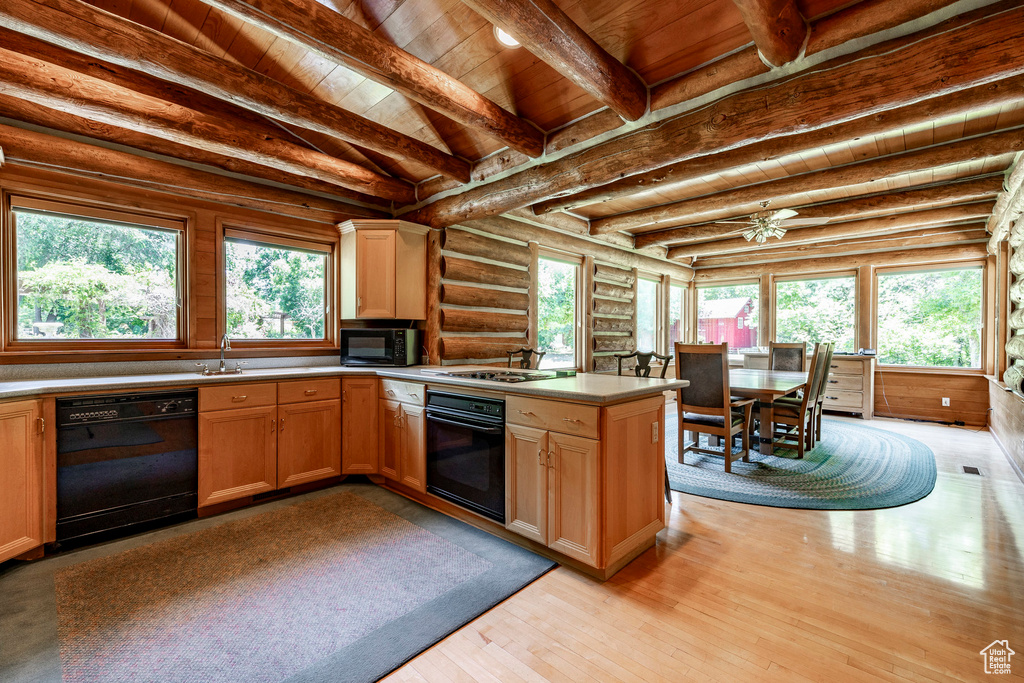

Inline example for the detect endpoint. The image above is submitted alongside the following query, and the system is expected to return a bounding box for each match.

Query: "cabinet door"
[342,378,379,474]
[278,399,341,488]
[399,403,426,493]
[505,424,548,545]
[356,230,396,318]
[378,398,402,481]
[198,406,277,507]
[548,432,600,566]
[0,400,44,563]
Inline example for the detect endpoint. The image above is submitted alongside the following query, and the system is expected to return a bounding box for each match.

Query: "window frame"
[694,278,761,351]
[668,282,687,347]
[635,272,662,354]
[772,270,858,353]
[873,261,987,373]
[3,194,188,351]
[536,247,584,370]
[219,223,337,349]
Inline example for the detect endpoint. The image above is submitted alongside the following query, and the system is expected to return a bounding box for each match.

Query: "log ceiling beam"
[459,0,648,122]
[666,203,994,260]
[400,1,1024,228]
[729,0,807,67]
[0,123,384,223]
[196,0,544,159]
[694,225,987,268]
[0,47,416,203]
[590,127,1024,235]
[632,175,1005,248]
[693,244,988,281]
[536,76,1024,217]
[0,0,470,183]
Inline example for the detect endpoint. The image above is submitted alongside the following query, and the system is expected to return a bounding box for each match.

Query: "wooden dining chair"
[506,348,546,369]
[768,341,806,371]
[674,342,755,473]
[614,350,671,378]
[769,343,829,458]
[812,342,837,445]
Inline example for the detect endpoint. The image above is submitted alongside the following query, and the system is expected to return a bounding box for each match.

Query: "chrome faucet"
[219,334,231,373]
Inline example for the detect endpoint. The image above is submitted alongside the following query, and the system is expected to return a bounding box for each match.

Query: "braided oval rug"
[666,417,937,510]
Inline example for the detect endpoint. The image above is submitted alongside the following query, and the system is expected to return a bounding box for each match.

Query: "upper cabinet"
[339,220,429,320]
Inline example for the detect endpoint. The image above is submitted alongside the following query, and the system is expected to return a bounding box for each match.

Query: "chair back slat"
[507,347,546,369]
[815,343,836,402]
[800,343,828,411]
[674,342,730,415]
[615,350,671,378]
[769,342,806,371]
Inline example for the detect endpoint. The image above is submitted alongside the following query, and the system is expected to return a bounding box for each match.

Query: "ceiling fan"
[714,200,832,244]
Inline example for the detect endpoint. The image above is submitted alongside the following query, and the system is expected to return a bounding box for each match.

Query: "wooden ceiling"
[0,0,1022,267]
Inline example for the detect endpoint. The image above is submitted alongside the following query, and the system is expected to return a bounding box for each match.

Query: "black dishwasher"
[56,390,198,545]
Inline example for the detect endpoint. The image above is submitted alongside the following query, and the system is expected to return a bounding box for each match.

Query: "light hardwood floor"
[385,415,1024,682]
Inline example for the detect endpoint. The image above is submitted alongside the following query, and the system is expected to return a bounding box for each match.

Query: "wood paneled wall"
[988,377,1024,477]
[873,370,990,427]
[0,163,347,362]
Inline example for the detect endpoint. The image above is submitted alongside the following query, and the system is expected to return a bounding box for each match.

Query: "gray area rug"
[667,417,937,509]
[0,484,555,683]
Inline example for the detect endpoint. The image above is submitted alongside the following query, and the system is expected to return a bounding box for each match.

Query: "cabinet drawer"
[823,373,863,391]
[829,359,867,376]
[822,390,864,410]
[380,379,425,405]
[278,378,341,404]
[507,396,599,439]
[200,383,277,411]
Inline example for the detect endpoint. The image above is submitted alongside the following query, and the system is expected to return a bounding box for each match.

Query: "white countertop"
[0,365,687,404]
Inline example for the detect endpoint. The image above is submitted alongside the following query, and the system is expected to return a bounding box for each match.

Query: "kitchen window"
[876,265,983,368]
[774,274,856,353]
[7,197,184,346]
[223,229,332,342]
[536,252,582,369]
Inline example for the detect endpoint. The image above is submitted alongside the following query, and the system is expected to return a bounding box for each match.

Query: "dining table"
[729,368,808,455]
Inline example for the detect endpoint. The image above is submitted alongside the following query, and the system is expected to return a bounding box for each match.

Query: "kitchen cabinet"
[198,379,341,507]
[338,219,428,320]
[822,356,875,419]
[506,394,665,573]
[0,400,45,563]
[378,383,426,492]
[342,377,379,474]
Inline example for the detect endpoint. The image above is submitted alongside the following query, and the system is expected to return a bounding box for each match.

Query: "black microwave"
[339,328,421,366]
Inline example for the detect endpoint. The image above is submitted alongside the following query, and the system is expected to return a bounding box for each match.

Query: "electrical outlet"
[942,397,951,407]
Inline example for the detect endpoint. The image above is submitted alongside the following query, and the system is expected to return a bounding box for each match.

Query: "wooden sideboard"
[822,355,875,419]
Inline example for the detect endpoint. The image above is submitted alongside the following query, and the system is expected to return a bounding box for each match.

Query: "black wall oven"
[425,391,505,523]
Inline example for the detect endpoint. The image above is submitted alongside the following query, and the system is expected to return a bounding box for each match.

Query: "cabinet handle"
[304,389,318,395]
[271,419,276,433]
[232,395,247,402]
[562,418,581,424]
[386,389,396,396]
[826,396,838,400]
[830,365,839,369]
[358,296,362,307]
[547,451,555,469]
[828,380,838,384]
[342,390,347,402]
[538,450,543,465]
[279,417,285,431]
[517,410,536,417]
[38,417,45,435]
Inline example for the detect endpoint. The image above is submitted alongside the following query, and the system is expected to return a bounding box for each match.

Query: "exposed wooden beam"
[806,0,962,56]
[535,77,1024,216]
[400,1,1024,228]
[0,47,416,203]
[0,123,385,223]
[0,97,390,209]
[694,225,987,267]
[459,0,648,122]
[633,176,1004,248]
[666,203,994,260]
[730,0,807,67]
[693,244,988,280]
[0,0,470,182]
[196,0,544,159]
[590,127,1024,235]
[650,47,769,113]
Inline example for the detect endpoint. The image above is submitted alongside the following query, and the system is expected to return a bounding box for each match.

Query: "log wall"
[1002,228,1024,393]
[591,261,636,373]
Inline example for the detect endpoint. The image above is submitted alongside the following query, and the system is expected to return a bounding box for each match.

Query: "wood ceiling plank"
[198,0,546,157]
[193,6,245,57]
[161,0,212,44]
[1,0,471,181]
[127,0,170,29]
[461,0,648,121]
[729,0,806,66]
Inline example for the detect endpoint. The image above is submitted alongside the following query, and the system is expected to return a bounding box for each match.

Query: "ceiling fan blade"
[778,217,831,227]
[772,208,799,220]
[713,221,753,224]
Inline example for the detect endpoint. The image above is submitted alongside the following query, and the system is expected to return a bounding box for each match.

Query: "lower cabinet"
[198,379,341,507]
[378,397,426,492]
[342,377,379,474]
[0,399,45,563]
[505,424,600,566]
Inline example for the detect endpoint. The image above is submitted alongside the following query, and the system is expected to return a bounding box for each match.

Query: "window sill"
[0,348,339,365]
[875,365,985,376]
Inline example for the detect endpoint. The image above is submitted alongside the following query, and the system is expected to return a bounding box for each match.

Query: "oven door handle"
[426,413,504,435]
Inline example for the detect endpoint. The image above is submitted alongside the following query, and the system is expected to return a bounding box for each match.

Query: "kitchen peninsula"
[0,364,686,579]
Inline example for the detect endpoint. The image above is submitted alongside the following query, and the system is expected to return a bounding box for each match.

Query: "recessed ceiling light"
[493,26,521,48]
